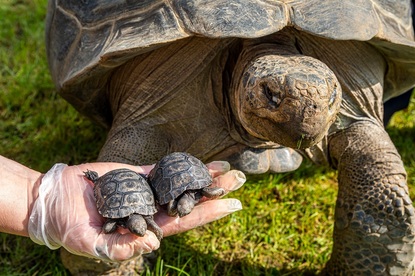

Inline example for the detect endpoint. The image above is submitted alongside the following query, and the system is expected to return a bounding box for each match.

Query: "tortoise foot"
[126,214,147,237]
[221,147,303,174]
[102,219,118,234]
[202,187,225,198]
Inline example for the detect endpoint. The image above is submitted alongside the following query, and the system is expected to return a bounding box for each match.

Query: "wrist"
[0,155,43,236]
[27,173,43,235]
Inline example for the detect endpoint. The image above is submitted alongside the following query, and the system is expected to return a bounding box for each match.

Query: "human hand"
[28,161,245,261]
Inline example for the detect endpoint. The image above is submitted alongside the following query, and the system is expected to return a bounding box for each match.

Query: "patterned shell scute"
[94,168,157,218]
[149,152,212,205]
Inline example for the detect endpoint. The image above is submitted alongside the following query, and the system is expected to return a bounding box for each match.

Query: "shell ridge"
[371,1,414,43]
[52,6,83,89]
[165,0,192,36]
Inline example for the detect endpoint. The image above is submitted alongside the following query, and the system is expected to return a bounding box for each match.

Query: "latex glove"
[28,161,245,261]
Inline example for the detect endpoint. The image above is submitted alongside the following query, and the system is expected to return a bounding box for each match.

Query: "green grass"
[0,0,105,169]
[0,0,414,275]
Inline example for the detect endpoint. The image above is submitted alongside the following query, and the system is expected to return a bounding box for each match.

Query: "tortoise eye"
[262,83,280,107]
[263,84,273,100]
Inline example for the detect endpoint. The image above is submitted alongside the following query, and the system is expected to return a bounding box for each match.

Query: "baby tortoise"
[84,168,163,240]
[148,152,225,217]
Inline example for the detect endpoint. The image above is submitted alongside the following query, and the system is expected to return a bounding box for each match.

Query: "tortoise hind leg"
[99,125,169,165]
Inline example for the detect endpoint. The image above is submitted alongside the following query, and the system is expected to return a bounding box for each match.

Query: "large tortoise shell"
[46,0,415,127]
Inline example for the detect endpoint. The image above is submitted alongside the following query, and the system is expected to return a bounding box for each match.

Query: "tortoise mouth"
[232,53,341,149]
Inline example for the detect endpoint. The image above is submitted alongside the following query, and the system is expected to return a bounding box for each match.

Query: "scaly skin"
[323,122,415,275]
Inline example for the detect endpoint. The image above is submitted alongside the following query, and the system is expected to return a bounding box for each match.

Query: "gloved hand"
[28,161,245,261]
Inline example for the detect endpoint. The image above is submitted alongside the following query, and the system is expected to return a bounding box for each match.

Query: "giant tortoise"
[46,0,415,274]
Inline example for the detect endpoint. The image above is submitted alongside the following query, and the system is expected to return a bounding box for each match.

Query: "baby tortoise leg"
[201,187,225,198]
[102,219,118,234]
[126,214,147,237]
[323,122,415,275]
[177,192,200,217]
[143,216,163,241]
[168,186,225,218]
[166,200,179,217]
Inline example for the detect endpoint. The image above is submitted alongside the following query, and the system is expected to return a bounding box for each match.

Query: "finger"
[156,198,242,237]
[210,170,246,194]
[206,161,231,177]
[136,165,156,174]
[94,231,160,261]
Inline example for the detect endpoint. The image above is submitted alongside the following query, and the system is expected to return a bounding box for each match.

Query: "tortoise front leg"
[102,218,118,234]
[175,191,203,217]
[324,122,415,275]
[126,214,147,237]
[201,187,225,198]
[167,199,179,217]
[168,191,207,217]
[143,215,163,241]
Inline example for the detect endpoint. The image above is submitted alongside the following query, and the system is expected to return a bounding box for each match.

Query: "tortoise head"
[84,170,99,182]
[231,48,341,149]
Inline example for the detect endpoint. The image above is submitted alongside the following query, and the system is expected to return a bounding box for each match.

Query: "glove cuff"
[28,163,67,250]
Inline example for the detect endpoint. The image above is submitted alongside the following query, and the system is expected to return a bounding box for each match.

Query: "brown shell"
[46,0,415,127]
